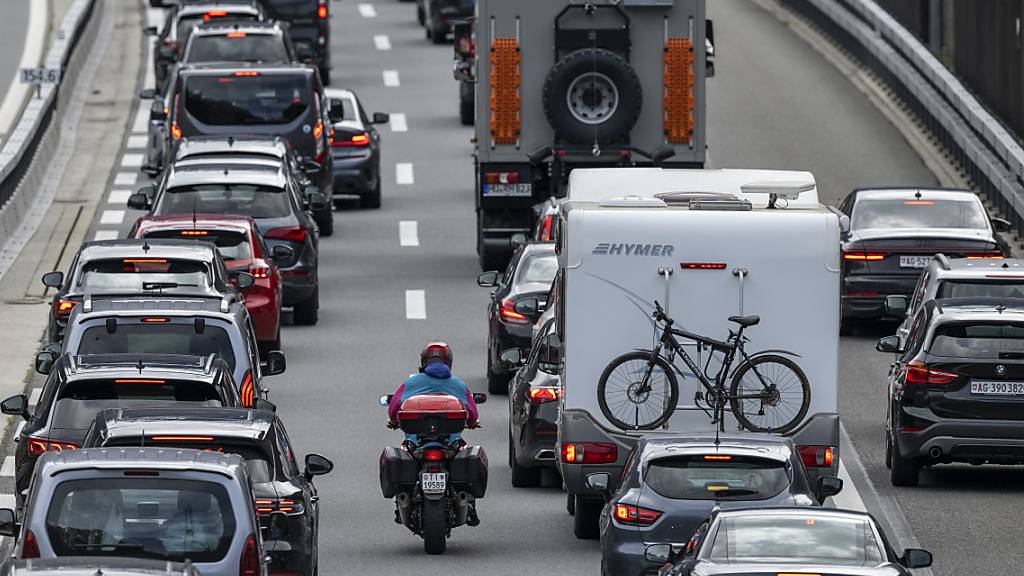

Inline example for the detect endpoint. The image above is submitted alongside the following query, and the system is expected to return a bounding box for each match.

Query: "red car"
[132,214,285,353]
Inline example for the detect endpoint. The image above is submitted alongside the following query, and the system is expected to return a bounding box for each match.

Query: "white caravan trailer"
[555,168,842,538]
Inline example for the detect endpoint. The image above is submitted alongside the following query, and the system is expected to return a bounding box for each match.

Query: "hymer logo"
[592,243,675,257]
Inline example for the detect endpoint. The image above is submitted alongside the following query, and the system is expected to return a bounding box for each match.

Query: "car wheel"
[889,436,920,487]
[509,429,542,487]
[573,496,601,539]
[317,209,334,237]
[839,316,853,336]
[486,352,508,395]
[362,178,382,209]
[293,286,319,326]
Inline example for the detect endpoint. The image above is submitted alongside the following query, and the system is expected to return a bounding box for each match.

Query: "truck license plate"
[899,255,931,268]
[421,472,447,494]
[483,183,532,197]
[971,381,1024,396]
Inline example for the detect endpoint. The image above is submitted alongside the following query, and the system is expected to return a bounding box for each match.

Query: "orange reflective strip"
[489,38,521,146]
[663,37,695,144]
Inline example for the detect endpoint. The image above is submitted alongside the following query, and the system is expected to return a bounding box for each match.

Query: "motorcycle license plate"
[971,381,1024,396]
[421,472,447,494]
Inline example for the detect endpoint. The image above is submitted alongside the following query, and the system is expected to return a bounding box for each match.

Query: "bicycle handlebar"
[652,300,673,327]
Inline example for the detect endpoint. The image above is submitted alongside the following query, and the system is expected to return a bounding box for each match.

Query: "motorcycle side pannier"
[380,446,418,498]
[449,445,488,498]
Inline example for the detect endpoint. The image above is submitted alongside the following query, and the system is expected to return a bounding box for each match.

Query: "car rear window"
[938,280,1024,299]
[177,12,257,43]
[143,229,253,265]
[186,34,289,64]
[259,0,317,18]
[328,97,356,123]
[46,478,236,562]
[76,324,236,370]
[516,254,558,285]
[708,514,885,566]
[58,378,224,403]
[930,322,1024,358]
[161,185,292,219]
[644,455,790,501]
[108,441,274,482]
[78,259,209,293]
[852,198,988,230]
[185,74,310,125]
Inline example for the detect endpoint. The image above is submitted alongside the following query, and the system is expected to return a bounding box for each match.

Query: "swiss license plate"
[899,255,931,268]
[971,381,1024,396]
[421,472,447,494]
[483,183,532,197]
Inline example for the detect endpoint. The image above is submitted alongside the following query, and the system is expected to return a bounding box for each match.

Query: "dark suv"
[258,0,332,84]
[878,297,1024,486]
[181,21,296,66]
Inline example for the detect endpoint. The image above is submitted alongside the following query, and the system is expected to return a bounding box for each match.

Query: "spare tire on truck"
[542,48,642,145]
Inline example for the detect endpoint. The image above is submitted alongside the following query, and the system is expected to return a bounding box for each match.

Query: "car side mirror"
[472,392,487,404]
[305,190,328,212]
[901,548,932,569]
[127,193,150,211]
[644,543,673,564]
[1,395,29,420]
[35,351,57,375]
[272,244,294,262]
[262,350,286,376]
[816,476,843,503]
[476,271,499,288]
[513,297,539,316]
[499,348,523,368]
[139,88,157,99]
[304,453,334,479]
[254,398,277,412]
[585,472,611,499]
[379,394,393,407]
[510,233,527,248]
[0,509,15,537]
[876,335,901,354]
[541,333,562,367]
[41,271,64,289]
[149,98,167,120]
[234,271,255,290]
[883,295,908,317]
[371,112,389,125]
[991,217,1012,233]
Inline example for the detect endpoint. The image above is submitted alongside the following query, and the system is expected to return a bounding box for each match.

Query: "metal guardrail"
[0,0,100,244]
[781,0,1024,231]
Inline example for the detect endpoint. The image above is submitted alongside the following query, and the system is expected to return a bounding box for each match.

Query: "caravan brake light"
[561,442,617,464]
[680,262,726,270]
[797,446,834,468]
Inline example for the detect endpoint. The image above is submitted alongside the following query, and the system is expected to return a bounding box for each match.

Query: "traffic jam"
[0,0,1018,574]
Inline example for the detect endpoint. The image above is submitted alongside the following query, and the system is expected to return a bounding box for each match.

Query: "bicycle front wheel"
[729,354,810,434]
[597,351,679,431]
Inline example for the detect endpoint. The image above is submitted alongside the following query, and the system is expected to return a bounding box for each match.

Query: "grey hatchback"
[0,447,267,576]
[597,436,843,576]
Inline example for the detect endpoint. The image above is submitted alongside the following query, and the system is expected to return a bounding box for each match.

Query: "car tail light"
[483,172,520,185]
[240,534,260,576]
[422,448,447,462]
[240,370,255,408]
[905,361,958,385]
[965,252,1005,259]
[528,386,560,404]
[27,437,79,456]
[332,132,370,147]
[54,298,77,318]
[842,251,886,261]
[226,31,246,38]
[266,226,307,243]
[797,445,835,468]
[561,442,617,464]
[317,0,327,18]
[255,498,304,515]
[204,10,228,21]
[20,530,40,559]
[250,259,271,279]
[499,299,528,323]
[612,503,662,526]
[538,214,554,241]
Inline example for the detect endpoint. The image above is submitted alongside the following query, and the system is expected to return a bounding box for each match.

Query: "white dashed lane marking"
[405,290,426,320]
[0,456,13,477]
[28,389,41,407]
[121,153,144,169]
[108,190,131,205]
[357,3,376,17]
[399,221,419,247]
[132,106,148,134]
[390,113,407,132]
[395,163,414,185]
[382,70,400,87]
[94,230,119,241]
[126,135,147,150]
[13,422,25,442]
[374,35,391,51]
[0,495,13,510]
[114,172,137,186]
[100,210,125,225]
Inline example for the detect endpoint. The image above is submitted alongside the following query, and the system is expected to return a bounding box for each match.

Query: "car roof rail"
[934,253,951,270]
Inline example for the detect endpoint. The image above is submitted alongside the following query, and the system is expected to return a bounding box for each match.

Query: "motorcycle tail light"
[422,448,447,462]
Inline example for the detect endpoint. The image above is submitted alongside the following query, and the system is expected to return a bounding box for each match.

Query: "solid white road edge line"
[390,113,407,132]
[0,0,48,138]
[399,221,419,247]
[405,290,426,319]
[382,70,400,87]
[395,163,414,185]
[28,388,41,407]
[374,35,391,51]
[358,3,377,18]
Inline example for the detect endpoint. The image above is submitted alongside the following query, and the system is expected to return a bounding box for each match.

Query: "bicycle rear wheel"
[729,354,810,434]
[597,351,679,430]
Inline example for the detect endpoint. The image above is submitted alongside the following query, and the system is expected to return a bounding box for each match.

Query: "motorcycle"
[378,391,489,555]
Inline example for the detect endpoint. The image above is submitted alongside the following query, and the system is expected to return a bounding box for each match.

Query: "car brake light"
[171,123,182,140]
[255,498,303,515]
[905,361,958,385]
[612,503,662,526]
[318,4,328,18]
[180,230,208,236]
[21,530,40,559]
[240,370,255,408]
[422,448,446,462]
[55,299,77,318]
[539,214,554,241]
[226,31,246,38]
[499,299,528,323]
[332,133,369,147]
[561,442,617,464]
[965,253,1004,259]
[703,455,732,460]
[797,445,835,468]
[114,379,166,384]
[240,534,260,576]
[233,71,260,77]
[250,258,271,279]
[528,386,560,404]
[842,251,886,261]
[265,226,307,243]
[204,10,228,21]
[483,172,520,185]
[313,121,323,139]
[27,437,79,456]
[680,262,727,270]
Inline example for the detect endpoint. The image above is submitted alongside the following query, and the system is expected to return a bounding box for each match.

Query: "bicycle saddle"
[728,315,760,327]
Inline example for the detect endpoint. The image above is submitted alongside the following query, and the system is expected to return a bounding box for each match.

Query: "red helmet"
[420,341,453,370]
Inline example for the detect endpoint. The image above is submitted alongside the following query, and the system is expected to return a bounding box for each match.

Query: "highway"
[4,0,1019,574]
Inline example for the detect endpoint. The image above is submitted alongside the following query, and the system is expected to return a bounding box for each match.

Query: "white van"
[554,168,842,538]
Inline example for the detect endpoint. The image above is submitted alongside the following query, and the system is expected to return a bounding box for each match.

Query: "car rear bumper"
[493,323,533,374]
[244,285,280,342]
[331,156,377,196]
[898,410,1024,462]
[841,274,919,319]
[601,531,661,576]
[516,408,559,468]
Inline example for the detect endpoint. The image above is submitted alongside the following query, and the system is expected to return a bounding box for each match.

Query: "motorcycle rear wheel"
[422,499,447,555]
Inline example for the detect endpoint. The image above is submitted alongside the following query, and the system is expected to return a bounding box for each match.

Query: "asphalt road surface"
[56,0,1023,574]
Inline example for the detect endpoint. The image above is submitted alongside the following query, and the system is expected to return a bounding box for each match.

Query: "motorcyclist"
[388,342,480,442]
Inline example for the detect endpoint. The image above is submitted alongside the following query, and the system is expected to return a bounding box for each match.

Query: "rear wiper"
[142,282,199,291]
[711,488,760,497]
[999,352,1024,359]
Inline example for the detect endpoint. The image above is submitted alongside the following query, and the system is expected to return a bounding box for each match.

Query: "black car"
[39,239,245,343]
[84,407,333,576]
[162,63,334,231]
[500,318,561,487]
[420,0,474,44]
[0,557,203,576]
[598,436,842,576]
[258,0,333,84]
[652,508,932,576]
[838,187,1009,329]
[0,353,248,507]
[181,21,296,66]
[147,1,264,91]
[477,242,558,394]
[325,88,388,209]
[877,297,1024,486]
[129,157,323,324]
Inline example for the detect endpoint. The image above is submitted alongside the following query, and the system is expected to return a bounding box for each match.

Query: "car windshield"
[78,259,209,293]
[929,322,1024,358]
[516,254,558,285]
[644,455,790,500]
[58,378,223,403]
[938,280,1024,299]
[185,74,310,125]
[160,185,292,219]
[46,478,236,562]
[852,198,988,230]
[143,229,253,265]
[707,514,886,566]
[186,34,289,64]
[76,324,236,370]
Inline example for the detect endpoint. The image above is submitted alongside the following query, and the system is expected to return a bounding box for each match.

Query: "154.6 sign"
[19,67,60,85]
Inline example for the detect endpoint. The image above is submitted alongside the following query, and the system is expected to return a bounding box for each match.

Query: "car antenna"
[914,189,922,199]
[228,135,234,146]
[714,421,721,448]
[143,240,151,253]
[136,358,145,374]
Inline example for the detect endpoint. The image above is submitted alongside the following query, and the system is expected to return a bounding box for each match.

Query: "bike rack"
[732,268,748,314]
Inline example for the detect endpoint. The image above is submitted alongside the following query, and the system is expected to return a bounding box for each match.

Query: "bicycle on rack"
[597,300,810,433]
